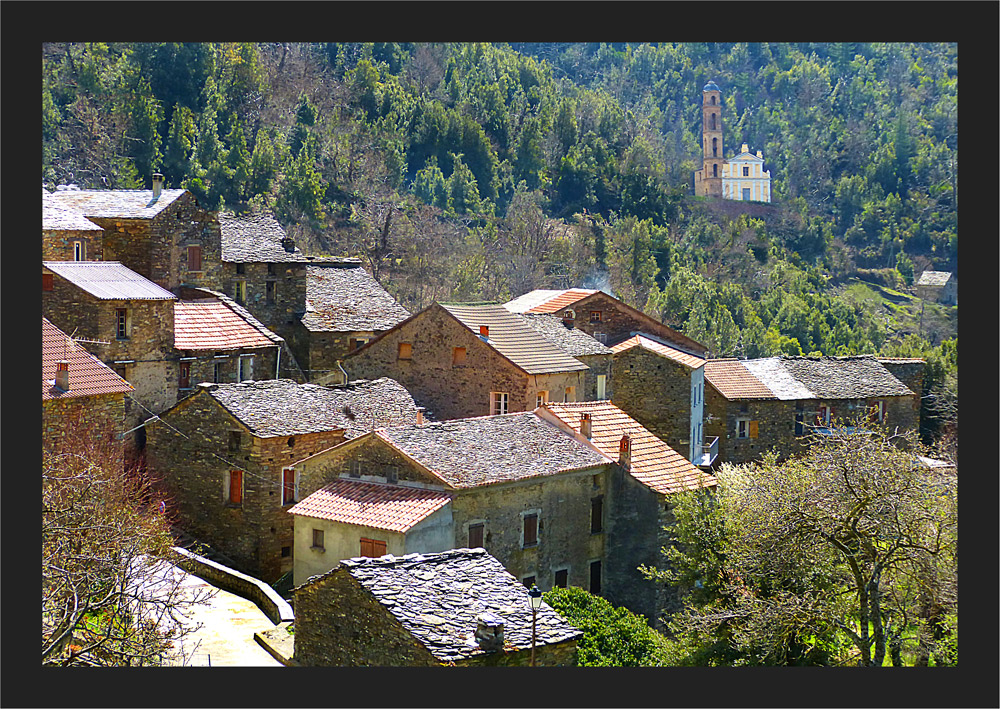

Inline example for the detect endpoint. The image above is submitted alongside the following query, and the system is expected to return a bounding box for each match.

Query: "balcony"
[694,436,719,468]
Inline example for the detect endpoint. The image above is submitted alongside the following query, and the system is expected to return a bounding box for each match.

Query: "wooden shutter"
[554,569,568,588]
[398,342,412,359]
[282,469,295,505]
[749,420,759,439]
[229,470,243,504]
[523,514,538,546]
[43,273,54,291]
[360,538,374,557]
[188,245,202,271]
[374,540,387,556]
[179,362,190,389]
[591,498,603,534]
[469,523,484,548]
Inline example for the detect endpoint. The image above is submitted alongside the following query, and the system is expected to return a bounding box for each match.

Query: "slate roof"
[314,548,582,662]
[375,412,610,489]
[512,313,612,357]
[45,188,187,219]
[42,190,103,231]
[705,359,779,400]
[219,211,306,262]
[43,261,177,301]
[174,300,278,351]
[611,334,706,369]
[439,303,588,375]
[202,377,418,438]
[542,402,716,495]
[288,479,452,533]
[302,265,411,332]
[504,288,597,314]
[916,270,953,286]
[42,318,133,401]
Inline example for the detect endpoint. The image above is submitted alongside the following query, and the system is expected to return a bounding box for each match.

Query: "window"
[536,391,549,408]
[43,273,54,291]
[710,113,716,131]
[597,374,606,399]
[554,569,568,589]
[348,337,369,352]
[238,355,254,381]
[265,280,276,304]
[737,418,750,439]
[869,399,887,423]
[287,436,296,447]
[743,166,750,177]
[590,560,602,595]
[188,245,202,271]
[590,310,602,323]
[522,513,538,548]
[491,392,509,416]
[281,546,291,558]
[452,346,467,366]
[522,576,536,588]
[710,95,717,105]
[385,465,398,484]
[712,163,718,177]
[312,528,325,550]
[397,342,412,360]
[229,431,241,451]
[594,332,607,344]
[360,537,387,558]
[236,263,246,275]
[795,413,805,437]
[349,459,362,478]
[227,470,243,505]
[179,361,191,389]
[468,523,484,549]
[115,308,129,340]
[817,404,830,426]
[267,263,276,276]
[73,240,86,261]
[564,386,575,403]
[282,468,297,505]
[712,138,718,157]
[742,188,751,201]
[234,280,246,304]
[591,497,604,534]
[214,362,223,383]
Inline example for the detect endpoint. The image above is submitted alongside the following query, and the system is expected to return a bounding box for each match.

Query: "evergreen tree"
[162,106,197,187]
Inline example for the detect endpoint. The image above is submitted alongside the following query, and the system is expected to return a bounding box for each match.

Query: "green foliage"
[543,586,667,666]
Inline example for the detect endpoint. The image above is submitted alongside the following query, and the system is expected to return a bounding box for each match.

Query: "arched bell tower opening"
[696,80,724,198]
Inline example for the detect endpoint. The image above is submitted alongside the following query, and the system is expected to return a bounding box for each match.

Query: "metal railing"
[697,436,719,467]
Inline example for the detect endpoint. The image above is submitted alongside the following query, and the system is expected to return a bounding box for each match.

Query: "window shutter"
[43,273,54,291]
[749,420,759,438]
[360,538,374,557]
[523,514,538,546]
[283,469,295,504]
[469,523,484,548]
[229,470,243,504]
[374,540,387,556]
[188,245,202,271]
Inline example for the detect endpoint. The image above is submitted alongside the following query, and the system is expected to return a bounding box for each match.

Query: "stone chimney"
[416,407,425,425]
[618,434,631,469]
[562,309,575,328]
[756,150,763,159]
[55,360,70,392]
[580,412,592,439]
[152,173,164,199]
[741,143,749,154]
[479,325,489,339]
[474,612,505,653]
[281,237,296,253]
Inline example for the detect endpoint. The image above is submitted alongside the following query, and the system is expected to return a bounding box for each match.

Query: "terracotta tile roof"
[174,300,277,351]
[202,377,419,439]
[45,188,188,219]
[288,479,452,533]
[504,288,598,314]
[610,334,706,369]
[512,313,612,356]
[42,318,133,401]
[182,287,283,345]
[302,549,582,662]
[42,190,103,231]
[43,261,177,301]
[302,264,410,332]
[916,270,953,286]
[440,303,588,375]
[542,401,716,495]
[704,359,777,400]
[375,412,610,489]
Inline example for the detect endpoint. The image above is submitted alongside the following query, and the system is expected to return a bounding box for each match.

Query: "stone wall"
[307,330,377,382]
[42,393,126,460]
[43,228,104,262]
[455,638,579,667]
[221,262,308,342]
[550,292,703,352]
[293,569,440,666]
[344,306,531,420]
[177,345,280,399]
[612,346,696,459]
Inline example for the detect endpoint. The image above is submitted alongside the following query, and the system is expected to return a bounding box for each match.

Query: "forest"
[41,41,958,447]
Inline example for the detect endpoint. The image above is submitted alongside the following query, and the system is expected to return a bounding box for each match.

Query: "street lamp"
[528,584,542,666]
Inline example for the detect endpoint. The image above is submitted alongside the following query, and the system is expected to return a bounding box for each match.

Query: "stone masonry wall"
[552,292,703,352]
[223,262,308,339]
[43,228,104,262]
[42,393,126,460]
[344,306,530,420]
[178,346,280,400]
[576,353,613,401]
[308,330,378,382]
[455,638,579,667]
[612,347,694,458]
[294,570,440,666]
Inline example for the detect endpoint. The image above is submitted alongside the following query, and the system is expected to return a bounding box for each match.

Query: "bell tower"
[697,80,724,198]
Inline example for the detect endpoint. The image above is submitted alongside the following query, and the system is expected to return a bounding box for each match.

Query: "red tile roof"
[610,334,706,369]
[704,359,776,400]
[42,318,133,401]
[542,402,716,495]
[174,300,277,351]
[288,479,452,533]
[525,289,598,313]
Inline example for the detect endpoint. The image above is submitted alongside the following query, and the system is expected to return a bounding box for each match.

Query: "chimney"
[618,434,631,469]
[474,612,505,653]
[479,325,489,339]
[416,407,425,425]
[756,150,763,159]
[741,143,749,154]
[281,237,296,253]
[562,309,575,328]
[580,412,592,439]
[152,173,164,199]
[55,360,70,392]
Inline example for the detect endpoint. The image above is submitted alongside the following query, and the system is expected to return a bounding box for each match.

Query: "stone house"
[293,548,582,667]
[218,211,409,381]
[512,312,614,401]
[43,317,133,458]
[914,270,957,305]
[286,410,609,590]
[145,377,420,582]
[343,302,590,420]
[42,188,104,262]
[45,177,222,291]
[609,334,710,465]
[704,355,919,466]
[504,288,707,354]
[42,261,179,429]
[540,401,717,625]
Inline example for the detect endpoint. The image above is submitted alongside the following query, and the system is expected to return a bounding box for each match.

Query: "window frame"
[234,279,247,304]
[312,528,325,551]
[736,417,751,439]
[281,467,298,506]
[591,496,604,534]
[265,280,276,304]
[593,332,607,344]
[743,165,750,177]
[521,510,540,548]
[360,537,387,558]
[213,361,223,383]
[491,391,509,416]
[115,308,130,340]
[452,346,467,366]
[397,342,413,360]
[239,355,254,381]
[226,469,244,506]
[187,245,202,272]
[596,374,606,399]
[349,459,362,478]
[553,568,569,589]
[468,522,485,549]
[589,310,602,323]
[535,390,549,408]
[73,240,86,261]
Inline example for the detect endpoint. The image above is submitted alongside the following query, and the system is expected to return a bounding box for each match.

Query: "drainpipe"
[337,360,349,386]
[275,344,281,380]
